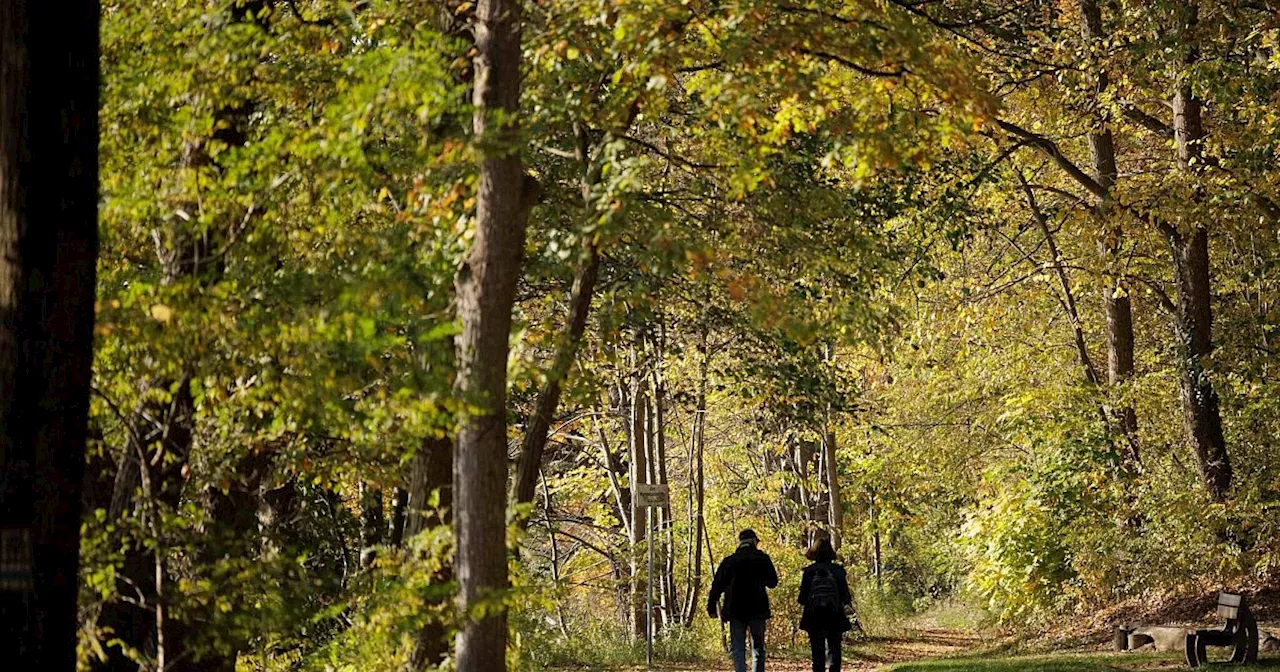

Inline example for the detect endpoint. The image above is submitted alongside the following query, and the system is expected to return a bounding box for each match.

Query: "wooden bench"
[1185,592,1259,667]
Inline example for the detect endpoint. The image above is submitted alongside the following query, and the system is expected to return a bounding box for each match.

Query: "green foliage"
[81,0,1280,668]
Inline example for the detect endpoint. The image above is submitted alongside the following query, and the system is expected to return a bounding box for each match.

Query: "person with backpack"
[798,535,853,672]
[707,529,779,672]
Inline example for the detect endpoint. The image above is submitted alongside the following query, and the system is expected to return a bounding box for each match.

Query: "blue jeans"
[729,618,766,672]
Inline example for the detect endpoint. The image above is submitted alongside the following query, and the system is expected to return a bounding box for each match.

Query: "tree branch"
[796,48,909,78]
[995,119,1108,200]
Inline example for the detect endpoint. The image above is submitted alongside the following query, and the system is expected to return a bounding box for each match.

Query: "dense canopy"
[4,0,1280,670]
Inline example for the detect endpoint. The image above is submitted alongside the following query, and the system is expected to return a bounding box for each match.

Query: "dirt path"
[595,629,985,671]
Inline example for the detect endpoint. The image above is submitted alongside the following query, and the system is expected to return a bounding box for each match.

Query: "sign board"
[634,483,669,509]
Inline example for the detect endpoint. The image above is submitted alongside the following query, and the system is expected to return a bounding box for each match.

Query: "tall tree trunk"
[452,0,534,666]
[649,327,677,629]
[869,489,882,589]
[681,322,709,626]
[798,440,817,522]
[359,482,385,568]
[823,427,843,551]
[1078,0,1140,464]
[601,385,634,631]
[407,435,453,671]
[628,357,650,641]
[593,396,629,532]
[595,397,631,537]
[540,469,572,638]
[96,96,239,667]
[1166,1,1231,500]
[95,382,197,671]
[192,450,278,672]
[388,486,408,547]
[1017,173,1132,470]
[0,3,98,666]
[510,249,600,509]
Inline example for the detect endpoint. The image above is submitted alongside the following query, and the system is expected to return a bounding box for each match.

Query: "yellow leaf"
[150,304,173,323]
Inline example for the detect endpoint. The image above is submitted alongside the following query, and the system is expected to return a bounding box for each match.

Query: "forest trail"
[592,628,983,671]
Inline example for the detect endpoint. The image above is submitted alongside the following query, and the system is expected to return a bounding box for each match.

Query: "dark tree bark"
[405,436,453,540]
[1164,0,1231,500]
[96,95,246,672]
[388,486,408,547]
[510,249,600,509]
[94,381,197,672]
[407,435,454,670]
[627,358,650,640]
[0,1,99,666]
[359,481,385,568]
[452,0,534,663]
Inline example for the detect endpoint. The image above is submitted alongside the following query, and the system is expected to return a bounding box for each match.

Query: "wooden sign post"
[633,483,669,668]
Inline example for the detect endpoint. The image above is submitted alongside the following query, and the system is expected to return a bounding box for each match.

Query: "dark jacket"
[797,560,852,633]
[707,544,779,622]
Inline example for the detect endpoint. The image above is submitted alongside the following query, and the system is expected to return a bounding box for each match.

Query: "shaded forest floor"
[568,628,1280,671]
[564,588,1280,670]
[556,629,986,670]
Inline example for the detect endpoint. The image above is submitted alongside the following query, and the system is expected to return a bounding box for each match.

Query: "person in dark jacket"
[708,529,779,672]
[797,536,853,672]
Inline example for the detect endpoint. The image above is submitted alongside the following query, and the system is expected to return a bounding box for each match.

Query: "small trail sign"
[633,482,670,669]
[634,483,669,508]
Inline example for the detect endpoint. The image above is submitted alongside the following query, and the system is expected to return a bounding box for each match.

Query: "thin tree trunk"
[388,487,408,547]
[595,399,631,537]
[823,427,843,551]
[192,451,277,672]
[869,489,882,589]
[649,327,676,629]
[1078,0,1140,464]
[95,381,198,671]
[540,469,572,639]
[511,249,601,510]
[0,2,98,666]
[682,321,709,625]
[452,0,534,666]
[682,412,696,623]
[704,517,725,651]
[96,98,241,666]
[1017,173,1103,386]
[796,441,813,522]
[628,353,650,641]
[359,482,385,568]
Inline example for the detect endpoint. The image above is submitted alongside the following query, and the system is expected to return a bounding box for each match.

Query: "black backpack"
[809,565,840,610]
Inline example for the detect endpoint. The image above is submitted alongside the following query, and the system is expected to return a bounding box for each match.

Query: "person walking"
[798,536,853,672]
[707,529,779,672]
